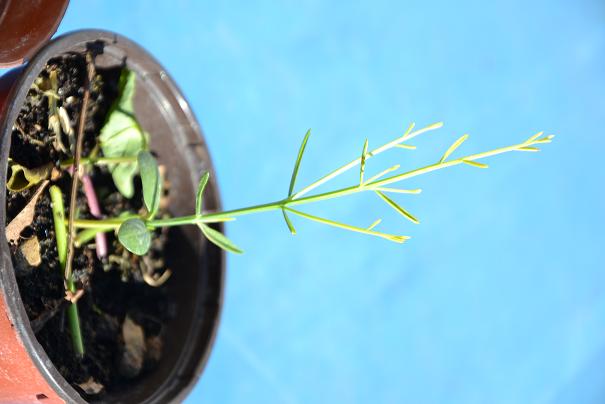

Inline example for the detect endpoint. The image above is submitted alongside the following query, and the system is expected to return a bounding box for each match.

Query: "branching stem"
[69,130,553,239]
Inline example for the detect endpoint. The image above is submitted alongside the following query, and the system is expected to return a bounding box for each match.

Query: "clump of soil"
[5,52,174,400]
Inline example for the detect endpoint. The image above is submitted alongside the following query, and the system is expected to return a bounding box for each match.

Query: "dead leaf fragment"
[7,160,52,192]
[77,377,104,395]
[145,335,163,365]
[19,236,41,267]
[119,315,146,379]
[6,181,49,243]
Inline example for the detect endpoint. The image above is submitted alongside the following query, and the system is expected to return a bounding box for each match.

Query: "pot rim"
[0,29,225,403]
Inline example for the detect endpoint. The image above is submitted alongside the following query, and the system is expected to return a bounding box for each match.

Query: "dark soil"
[5,52,173,400]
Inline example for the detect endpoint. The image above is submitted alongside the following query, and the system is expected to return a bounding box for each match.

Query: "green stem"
[60,155,137,167]
[69,135,550,239]
[49,185,85,358]
[290,122,442,199]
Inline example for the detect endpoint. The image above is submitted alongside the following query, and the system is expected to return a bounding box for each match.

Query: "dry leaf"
[7,160,52,192]
[19,236,41,267]
[6,181,49,243]
[77,377,104,395]
[119,316,146,379]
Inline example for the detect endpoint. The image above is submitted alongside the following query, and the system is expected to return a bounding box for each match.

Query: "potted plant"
[0,29,226,403]
[0,4,554,404]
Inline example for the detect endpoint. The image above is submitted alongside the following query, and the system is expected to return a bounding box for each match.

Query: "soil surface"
[5,52,173,400]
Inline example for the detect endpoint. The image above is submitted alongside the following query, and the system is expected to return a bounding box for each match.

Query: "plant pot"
[0,30,225,403]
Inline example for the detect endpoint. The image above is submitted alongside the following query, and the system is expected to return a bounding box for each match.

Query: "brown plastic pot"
[0,30,225,403]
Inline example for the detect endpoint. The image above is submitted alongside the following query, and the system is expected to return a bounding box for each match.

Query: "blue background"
[7,1,605,403]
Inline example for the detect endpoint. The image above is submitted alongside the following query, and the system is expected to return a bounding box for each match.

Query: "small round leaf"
[118,218,151,255]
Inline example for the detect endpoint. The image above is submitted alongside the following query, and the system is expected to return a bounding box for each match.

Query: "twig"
[64,53,95,282]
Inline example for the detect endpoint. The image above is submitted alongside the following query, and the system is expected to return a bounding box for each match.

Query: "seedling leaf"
[285,207,409,243]
[395,144,416,150]
[99,70,149,198]
[118,218,151,255]
[196,172,210,216]
[138,151,162,218]
[282,208,296,235]
[440,134,469,163]
[199,224,243,254]
[403,121,443,142]
[462,159,488,169]
[365,164,400,184]
[367,218,382,230]
[374,187,422,194]
[360,139,368,185]
[375,191,420,224]
[526,131,544,143]
[288,129,311,197]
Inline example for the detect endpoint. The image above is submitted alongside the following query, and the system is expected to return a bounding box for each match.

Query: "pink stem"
[68,166,108,259]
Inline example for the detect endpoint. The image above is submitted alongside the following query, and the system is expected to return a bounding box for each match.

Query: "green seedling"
[72,124,554,256]
[11,67,554,362]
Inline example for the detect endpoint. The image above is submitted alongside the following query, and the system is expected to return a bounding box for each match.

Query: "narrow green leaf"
[281,208,296,235]
[118,218,151,255]
[284,207,409,243]
[517,146,540,152]
[364,164,400,184]
[374,187,422,194]
[359,139,368,185]
[367,218,382,230]
[196,172,210,216]
[288,129,311,197]
[395,144,416,150]
[199,223,243,254]
[526,131,544,143]
[375,191,420,224]
[439,134,469,163]
[403,121,443,142]
[138,151,162,218]
[462,159,488,169]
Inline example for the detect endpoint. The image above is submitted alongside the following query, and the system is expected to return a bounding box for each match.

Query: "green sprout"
[70,122,554,256]
[49,185,85,357]
[8,66,554,363]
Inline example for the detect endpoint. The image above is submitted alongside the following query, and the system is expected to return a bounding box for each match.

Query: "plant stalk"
[49,185,84,357]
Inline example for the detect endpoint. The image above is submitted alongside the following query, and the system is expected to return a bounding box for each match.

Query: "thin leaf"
[526,131,544,143]
[364,164,400,184]
[462,159,488,169]
[517,146,540,152]
[118,218,151,256]
[288,129,311,197]
[359,139,368,185]
[282,208,296,235]
[195,171,210,216]
[138,151,162,218]
[285,207,409,243]
[395,144,416,150]
[199,223,243,254]
[403,121,443,142]
[367,218,382,230]
[373,187,422,194]
[439,134,469,163]
[375,191,420,224]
